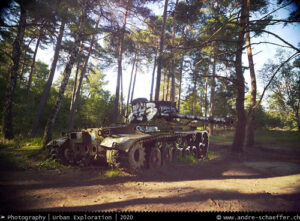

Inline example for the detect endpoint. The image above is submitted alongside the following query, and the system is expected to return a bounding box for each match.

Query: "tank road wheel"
[173,136,183,161]
[63,146,75,164]
[183,146,191,156]
[149,147,162,169]
[181,138,188,149]
[173,148,183,162]
[180,137,190,157]
[49,146,60,161]
[187,134,194,147]
[128,142,146,171]
[162,143,173,166]
[196,133,202,145]
[203,132,209,158]
[49,144,74,165]
[192,133,197,145]
[197,144,207,159]
[191,146,198,158]
[176,136,182,147]
[76,144,91,166]
[197,132,209,159]
[106,149,121,168]
[203,132,209,147]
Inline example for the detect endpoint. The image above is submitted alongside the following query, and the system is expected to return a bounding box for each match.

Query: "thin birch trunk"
[31,21,65,137]
[209,56,216,136]
[245,0,257,147]
[70,60,81,111]
[3,3,26,139]
[166,73,170,101]
[114,2,129,122]
[192,74,197,116]
[43,2,88,147]
[26,28,43,95]
[69,13,101,130]
[130,60,138,103]
[150,49,157,101]
[177,54,184,112]
[126,54,136,117]
[155,0,169,101]
[170,0,178,102]
[204,71,208,129]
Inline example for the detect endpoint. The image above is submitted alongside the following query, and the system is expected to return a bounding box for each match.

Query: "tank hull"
[46,98,230,170]
[47,128,209,170]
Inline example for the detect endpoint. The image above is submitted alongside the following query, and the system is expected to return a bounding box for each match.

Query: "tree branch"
[258,30,300,53]
[0,23,54,28]
[199,74,237,85]
[253,51,300,109]
[256,1,293,21]
[247,41,293,49]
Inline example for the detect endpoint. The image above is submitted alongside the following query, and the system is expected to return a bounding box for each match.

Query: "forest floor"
[0,131,300,211]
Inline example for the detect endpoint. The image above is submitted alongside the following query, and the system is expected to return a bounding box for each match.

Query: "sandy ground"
[0,145,300,211]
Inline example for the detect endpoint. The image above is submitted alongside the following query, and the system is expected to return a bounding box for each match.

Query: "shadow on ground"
[1,144,300,211]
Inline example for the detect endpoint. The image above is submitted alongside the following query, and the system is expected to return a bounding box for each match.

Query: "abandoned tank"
[47,98,232,170]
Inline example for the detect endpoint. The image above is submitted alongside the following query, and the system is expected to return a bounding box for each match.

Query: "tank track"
[48,142,93,167]
[107,131,209,171]
[48,131,209,170]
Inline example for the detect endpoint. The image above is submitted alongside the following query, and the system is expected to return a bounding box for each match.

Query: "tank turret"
[128,98,232,125]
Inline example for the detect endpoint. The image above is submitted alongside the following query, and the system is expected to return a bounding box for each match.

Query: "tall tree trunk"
[232,0,247,153]
[26,28,42,95]
[69,14,101,130]
[70,60,81,112]
[120,68,124,117]
[170,0,178,102]
[200,86,204,123]
[126,54,136,117]
[150,50,157,101]
[20,37,34,80]
[154,0,169,101]
[192,74,197,116]
[296,109,300,132]
[43,3,87,147]
[209,56,216,136]
[68,60,81,130]
[68,66,84,130]
[245,0,257,147]
[166,73,170,101]
[204,71,208,129]
[31,21,65,137]
[3,3,26,139]
[114,2,129,123]
[162,69,166,101]
[178,54,184,112]
[130,60,138,103]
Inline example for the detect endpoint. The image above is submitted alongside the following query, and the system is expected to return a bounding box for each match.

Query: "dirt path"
[1,145,300,211]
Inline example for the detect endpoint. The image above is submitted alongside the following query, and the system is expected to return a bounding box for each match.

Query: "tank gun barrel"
[159,113,233,125]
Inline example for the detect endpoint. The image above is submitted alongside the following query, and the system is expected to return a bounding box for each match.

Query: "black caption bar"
[0,212,300,221]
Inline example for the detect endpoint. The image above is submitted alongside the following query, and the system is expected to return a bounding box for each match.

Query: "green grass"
[0,136,46,170]
[177,155,198,164]
[175,150,216,165]
[210,130,234,146]
[209,129,300,150]
[38,158,69,170]
[207,151,214,159]
[0,129,298,171]
[104,169,129,178]
[254,130,300,149]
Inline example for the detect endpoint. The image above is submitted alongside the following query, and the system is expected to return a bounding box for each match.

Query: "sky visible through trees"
[33,1,300,104]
